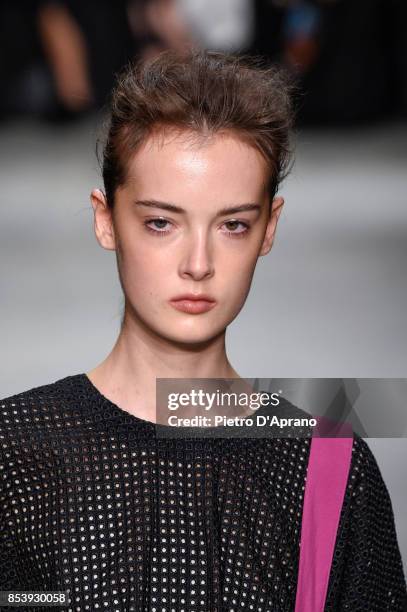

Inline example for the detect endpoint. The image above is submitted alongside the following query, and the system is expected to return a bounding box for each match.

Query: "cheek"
[220,241,260,277]
[217,249,259,309]
[117,231,172,278]
[115,239,161,300]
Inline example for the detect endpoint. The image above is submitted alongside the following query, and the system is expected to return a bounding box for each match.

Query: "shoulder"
[0,374,84,435]
[1,378,64,406]
[348,433,388,491]
[344,433,399,534]
[327,434,407,609]
[1,375,73,412]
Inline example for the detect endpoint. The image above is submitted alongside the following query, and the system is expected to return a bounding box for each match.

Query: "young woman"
[1,50,406,612]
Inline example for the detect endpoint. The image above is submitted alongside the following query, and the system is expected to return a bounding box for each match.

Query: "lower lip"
[169,299,217,314]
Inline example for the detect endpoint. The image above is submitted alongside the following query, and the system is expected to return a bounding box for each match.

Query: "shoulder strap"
[294,421,354,612]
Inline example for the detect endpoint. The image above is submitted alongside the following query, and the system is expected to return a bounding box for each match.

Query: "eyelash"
[144,218,251,238]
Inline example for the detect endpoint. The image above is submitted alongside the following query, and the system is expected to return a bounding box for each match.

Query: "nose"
[178,229,215,281]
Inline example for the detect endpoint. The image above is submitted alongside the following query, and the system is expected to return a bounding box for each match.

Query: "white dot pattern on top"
[0,374,406,611]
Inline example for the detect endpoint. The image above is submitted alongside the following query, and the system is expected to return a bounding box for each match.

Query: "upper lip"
[170,293,216,302]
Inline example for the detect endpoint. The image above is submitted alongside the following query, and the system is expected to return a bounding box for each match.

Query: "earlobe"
[90,189,116,251]
[259,196,284,256]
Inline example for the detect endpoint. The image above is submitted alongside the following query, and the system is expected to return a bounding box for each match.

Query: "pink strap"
[294,421,353,612]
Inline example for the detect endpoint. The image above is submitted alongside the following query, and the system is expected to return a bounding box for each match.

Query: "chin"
[159,322,226,347]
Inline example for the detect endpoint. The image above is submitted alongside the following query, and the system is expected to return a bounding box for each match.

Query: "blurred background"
[1,0,407,123]
[1,0,407,574]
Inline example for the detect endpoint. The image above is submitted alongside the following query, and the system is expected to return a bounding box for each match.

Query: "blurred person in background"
[131,0,194,61]
[37,1,94,114]
[136,0,407,123]
[0,0,135,121]
[176,0,255,53]
[0,0,405,123]
[130,0,254,61]
[39,0,135,116]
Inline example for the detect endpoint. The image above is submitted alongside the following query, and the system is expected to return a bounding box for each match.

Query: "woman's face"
[91,129,284,345]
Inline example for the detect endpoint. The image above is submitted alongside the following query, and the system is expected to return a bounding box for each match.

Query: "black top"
[0,373,406,611]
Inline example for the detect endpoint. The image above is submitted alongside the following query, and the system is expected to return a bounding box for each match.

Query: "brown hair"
[100,49,295,208]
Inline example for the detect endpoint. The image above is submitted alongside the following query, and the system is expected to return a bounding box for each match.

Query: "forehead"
[123,128,269,203]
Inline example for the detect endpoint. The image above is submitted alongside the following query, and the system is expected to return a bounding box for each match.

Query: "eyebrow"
[134,199,262,216]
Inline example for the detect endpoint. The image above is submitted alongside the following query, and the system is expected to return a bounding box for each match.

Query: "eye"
[144,217,250,238]
[221,220,250,237]
[144,217,174,235]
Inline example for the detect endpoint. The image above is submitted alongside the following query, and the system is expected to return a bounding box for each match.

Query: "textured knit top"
[0,373,406,612]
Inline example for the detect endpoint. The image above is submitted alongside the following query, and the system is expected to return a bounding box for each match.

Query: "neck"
[86,309,240,422]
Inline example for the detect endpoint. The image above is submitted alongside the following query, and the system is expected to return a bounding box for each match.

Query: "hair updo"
[100,49,295,209]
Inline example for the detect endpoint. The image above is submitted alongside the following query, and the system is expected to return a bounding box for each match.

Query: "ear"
[259,196,284,256]
[90,188,116,251]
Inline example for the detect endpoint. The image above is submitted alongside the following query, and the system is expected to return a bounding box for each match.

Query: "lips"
[169,294,217,315]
